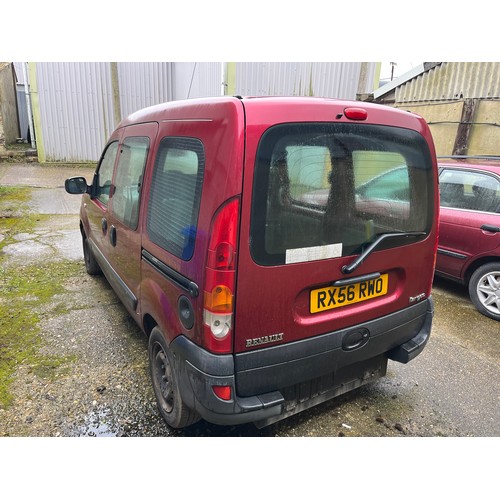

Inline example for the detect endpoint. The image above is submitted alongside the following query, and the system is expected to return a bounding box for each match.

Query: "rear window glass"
[147,137,205,260]
[251,123,434,266]
[440,168,500,213]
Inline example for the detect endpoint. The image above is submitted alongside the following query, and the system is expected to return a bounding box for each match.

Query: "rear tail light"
[203,198,239,353]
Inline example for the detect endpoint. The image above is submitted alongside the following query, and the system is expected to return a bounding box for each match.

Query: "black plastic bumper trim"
[168,298,433,426]
[169,335,284,426]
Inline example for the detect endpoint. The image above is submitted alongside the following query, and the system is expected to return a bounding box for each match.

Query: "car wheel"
[148,327,200,429]
[468,263,500,321]
[82,235,101,275]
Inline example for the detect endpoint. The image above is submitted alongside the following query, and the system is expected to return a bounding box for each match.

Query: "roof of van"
[116,95,426,129]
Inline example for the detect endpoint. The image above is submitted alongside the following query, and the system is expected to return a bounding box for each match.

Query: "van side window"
[111,137,149,229]
[147,137,205,260]
[95,141,119,205]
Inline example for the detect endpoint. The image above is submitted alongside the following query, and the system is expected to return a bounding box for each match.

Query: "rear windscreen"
[250,123,434,266]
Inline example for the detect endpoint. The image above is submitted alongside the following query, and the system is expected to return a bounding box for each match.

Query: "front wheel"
[82,235,101,275]
[468,263,500,321]
[148,327,200,429]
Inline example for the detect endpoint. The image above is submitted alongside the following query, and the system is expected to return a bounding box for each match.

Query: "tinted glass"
[111,137,149,229]
[95,141,119,205]
[147,137,205,260]
[440,169,500,213]
[251,123,434,266]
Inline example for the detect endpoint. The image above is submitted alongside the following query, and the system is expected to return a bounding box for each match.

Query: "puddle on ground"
[75,407,121,437]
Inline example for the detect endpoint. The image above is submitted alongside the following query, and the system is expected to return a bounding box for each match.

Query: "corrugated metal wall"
[388,62,500,157]
[35,62,116,162]
[33,62,223,161]
[117,62,173,117]
[29,62,377,162]
[172,62,222,100]
[396,62,500,103]
[233,62,369,99]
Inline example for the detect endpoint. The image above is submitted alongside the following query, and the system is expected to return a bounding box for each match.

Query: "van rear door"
[233,100,437,392]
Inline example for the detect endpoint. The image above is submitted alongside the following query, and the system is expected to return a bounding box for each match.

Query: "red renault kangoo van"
[65,96,439,429]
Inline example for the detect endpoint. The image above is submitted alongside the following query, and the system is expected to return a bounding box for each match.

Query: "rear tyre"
[82,235,101,275]
[148,327,200,429]
[468,263,500,321]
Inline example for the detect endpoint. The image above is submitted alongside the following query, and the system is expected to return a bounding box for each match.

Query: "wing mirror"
[65,176,90,195]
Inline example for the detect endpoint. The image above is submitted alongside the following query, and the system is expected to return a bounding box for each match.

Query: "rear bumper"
[169,336,285,426]
[170,298,433,426]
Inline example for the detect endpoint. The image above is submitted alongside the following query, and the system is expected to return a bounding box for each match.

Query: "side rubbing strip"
[437,248,467,260]
[142,249,199,297]
[89,239,138,312]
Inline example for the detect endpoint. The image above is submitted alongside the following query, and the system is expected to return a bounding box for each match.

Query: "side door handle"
[480,224,500,233]
[101,218,108,234]
[109,225,117,246]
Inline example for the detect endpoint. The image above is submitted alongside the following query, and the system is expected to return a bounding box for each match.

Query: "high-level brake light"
[344,107,368,120]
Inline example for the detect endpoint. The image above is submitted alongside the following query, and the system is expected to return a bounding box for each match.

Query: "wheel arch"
[464,256,500,285]
[143,314,158,338]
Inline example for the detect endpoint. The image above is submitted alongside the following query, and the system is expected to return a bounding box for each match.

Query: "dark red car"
[436,157,500,321]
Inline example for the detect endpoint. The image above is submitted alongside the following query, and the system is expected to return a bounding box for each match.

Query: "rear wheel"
[82,235,101,275]
[148,327,200,429]
[468,263,500,321]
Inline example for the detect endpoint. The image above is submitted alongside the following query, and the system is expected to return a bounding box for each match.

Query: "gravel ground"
[0,164,497,443]
[0,163,418,438]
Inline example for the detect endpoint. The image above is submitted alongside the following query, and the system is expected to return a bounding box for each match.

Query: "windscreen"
[250,123,434,266]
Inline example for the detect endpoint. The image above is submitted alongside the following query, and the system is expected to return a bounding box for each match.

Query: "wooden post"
[453,98,478,156]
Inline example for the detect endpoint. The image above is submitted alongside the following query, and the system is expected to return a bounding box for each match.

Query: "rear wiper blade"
[341,231,427,274]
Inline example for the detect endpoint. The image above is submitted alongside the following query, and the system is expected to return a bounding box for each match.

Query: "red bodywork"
[436,159,500,283]
[73,96,440,427]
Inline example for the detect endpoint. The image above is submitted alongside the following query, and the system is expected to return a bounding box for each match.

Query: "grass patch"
[0,261,80,408]
[0,186,34,253]
[0,185,30,208]
[0,186,80,408]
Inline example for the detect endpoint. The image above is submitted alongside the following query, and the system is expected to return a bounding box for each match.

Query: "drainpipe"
[110,62,122,128]
[22,62,36,149]
[221,62,228,96]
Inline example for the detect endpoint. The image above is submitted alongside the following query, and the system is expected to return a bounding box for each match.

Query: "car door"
[105,122,158,317]
[84,137,121,270]
[438,167,500,279]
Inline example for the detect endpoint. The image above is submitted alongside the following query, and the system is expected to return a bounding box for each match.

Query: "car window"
[111,137,149,229]
[440,169,500,213]
[283,146,332,206]
[95,141,119,205]
[147,137,205,260]
[355,160,410,202]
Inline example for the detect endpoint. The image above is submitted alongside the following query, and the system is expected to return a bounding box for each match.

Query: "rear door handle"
[480,224,500,233]
[110,225,117,246]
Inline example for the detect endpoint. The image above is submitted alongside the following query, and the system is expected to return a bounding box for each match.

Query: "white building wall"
[233,62,376,99]
[117,62,173,117]
[27,61,377,162]
[35,62,115,162]
[172,62,222,100]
